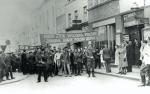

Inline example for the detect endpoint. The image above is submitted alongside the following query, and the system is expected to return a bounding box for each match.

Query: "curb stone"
[0,75,29,86]
[95,71,140,81]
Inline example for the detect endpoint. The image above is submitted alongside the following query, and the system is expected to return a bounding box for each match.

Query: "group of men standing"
[0,51,15,83]
[20,44,97,83]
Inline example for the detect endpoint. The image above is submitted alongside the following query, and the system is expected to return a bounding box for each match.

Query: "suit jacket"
[103,48,111,61]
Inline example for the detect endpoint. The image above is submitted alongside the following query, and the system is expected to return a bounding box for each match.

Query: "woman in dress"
[100,47,105,69]
[119,43,128,75]
[115,45,121,74]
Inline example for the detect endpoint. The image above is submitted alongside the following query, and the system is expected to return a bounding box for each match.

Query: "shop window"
[95,24,116,61]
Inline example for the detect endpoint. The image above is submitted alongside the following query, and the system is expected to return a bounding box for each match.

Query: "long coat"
[86,50,95,69]
[119,47,128,68]
[115,48,119,65]
[103,48,111,62]
[126,44,134,66]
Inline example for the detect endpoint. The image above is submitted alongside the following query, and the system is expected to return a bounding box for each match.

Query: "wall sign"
[40,31,97,44]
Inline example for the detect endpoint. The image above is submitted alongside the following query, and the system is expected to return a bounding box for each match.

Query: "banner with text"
[40,31,97,44]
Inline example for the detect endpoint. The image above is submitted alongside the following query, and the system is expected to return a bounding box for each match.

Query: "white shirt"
[143,44,150,65]
[54,52,62,63]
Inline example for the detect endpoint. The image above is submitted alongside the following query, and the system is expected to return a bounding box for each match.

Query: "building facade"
[88,0,148,62]
[31,0,56,47]
[65,0,89,49]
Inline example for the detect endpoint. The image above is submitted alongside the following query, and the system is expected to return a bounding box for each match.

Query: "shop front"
[122,9,145,65]
[93,18,116,60]
[123,9,145,43]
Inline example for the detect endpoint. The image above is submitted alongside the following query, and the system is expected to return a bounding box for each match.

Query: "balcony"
[66,19,82,32]
[66,19,89,32]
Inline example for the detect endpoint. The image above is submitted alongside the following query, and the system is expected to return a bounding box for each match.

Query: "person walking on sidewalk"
[119,43,128,75]
[103,44,111,73]
[140,39,150,86]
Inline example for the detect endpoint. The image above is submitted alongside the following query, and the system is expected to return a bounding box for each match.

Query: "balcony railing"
[66,19,88,32]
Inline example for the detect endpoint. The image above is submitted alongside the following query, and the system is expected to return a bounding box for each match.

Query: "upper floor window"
[88,0,109,8]
[74,10,78,20]
[68,13,72,26]
[83,6,87,15]
[67,0,76,4]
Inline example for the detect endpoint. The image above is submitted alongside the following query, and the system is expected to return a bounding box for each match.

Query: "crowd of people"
[114,38,150,86]
[19,45,97,82]
[0,38,150,86]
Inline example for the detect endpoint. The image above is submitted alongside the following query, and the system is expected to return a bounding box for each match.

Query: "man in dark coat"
[36,49,48,82]
[134,39,141,67]
[69,49,75,75]
[103,44,111,73]
[94,48,101,69]
[21,50,28,75]
[28,52,36,74]
[126,41,134,72]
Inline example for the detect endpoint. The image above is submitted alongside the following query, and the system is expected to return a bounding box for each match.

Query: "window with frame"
[68,13,72,27]
[74,10,78,20]
[83,6,87,15]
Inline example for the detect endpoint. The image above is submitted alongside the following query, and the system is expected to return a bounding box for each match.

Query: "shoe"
[45,80,48,82]
[37,81,41,83]
[11,77,15,79]
[2,79,5,81]
[7,78,11,80]
[92,75,96,77]
[116,72,121,74]
[138,84,145,87]
[146,82,150,86]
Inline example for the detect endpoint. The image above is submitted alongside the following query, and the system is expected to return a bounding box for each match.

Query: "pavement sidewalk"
[94,65,140,81]
[0,72,28,85]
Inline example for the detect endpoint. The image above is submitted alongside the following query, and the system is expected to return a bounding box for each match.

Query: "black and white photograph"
[0,0,150,94]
